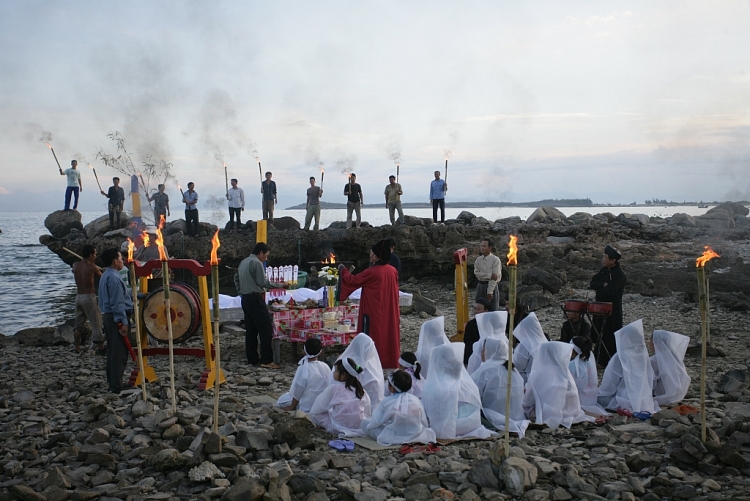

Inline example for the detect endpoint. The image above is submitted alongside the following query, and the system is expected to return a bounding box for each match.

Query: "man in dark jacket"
[589,244,627,367]
[101,177,126,230]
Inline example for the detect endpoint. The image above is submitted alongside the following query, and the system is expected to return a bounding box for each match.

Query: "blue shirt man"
[429,170,447,223]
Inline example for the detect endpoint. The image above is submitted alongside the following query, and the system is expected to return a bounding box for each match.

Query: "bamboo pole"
[129,262,148,401]
[212,264,222,433]
[162,261,177,412]
[697,264,707,443]
[504,265,517,455]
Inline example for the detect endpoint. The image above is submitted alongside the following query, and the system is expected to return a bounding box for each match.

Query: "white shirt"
[64,168,81,187]
[227,187,245,209]
[474,253,502,292]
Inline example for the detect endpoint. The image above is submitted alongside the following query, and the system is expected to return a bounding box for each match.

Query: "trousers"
[346,201,361,228]
[64,186,80,210]
[432,198,445,222]
[262,200,275,223]
[475,282,500,312]
[74,294,104,344]
[388,202,404,224]
[242,294,274,365]
[185,209,199,236]
[304,204,321,230]
[103,313,129,393]
[229,207,242,229]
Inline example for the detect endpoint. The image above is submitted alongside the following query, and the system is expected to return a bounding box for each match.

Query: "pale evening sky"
[1,1,749,211]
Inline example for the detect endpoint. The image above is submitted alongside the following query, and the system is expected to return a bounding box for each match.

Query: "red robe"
[339,264,400,369]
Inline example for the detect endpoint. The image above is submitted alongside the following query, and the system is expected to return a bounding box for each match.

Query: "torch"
[155,215,177,412]
[396,162,400,184]
[45,142,63,173]
[210,229,222,433]
[256,156,263,183]
[89,163,104,192]
[444,158,448,184]
[503,234,519,456]
[319,165,325,190]
[224,162,229,198]
[127,238,148,401]
[696,246,719,443]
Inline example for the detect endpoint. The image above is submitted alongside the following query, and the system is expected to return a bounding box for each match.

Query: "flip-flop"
[633,411,652,421]
[342,440,355,452]
[671,404,699,415]
[424,443,440,454]
[595,415,612,426]
[616,408,633,418]
[399,445,414,455]
[328,440,346,451]
[261,363,281,370]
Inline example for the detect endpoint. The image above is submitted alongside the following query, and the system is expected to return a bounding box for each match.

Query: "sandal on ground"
[672,404,699,415]
[616,408,633,418]
[328,440,346,451]
[399,445,415,455]
[261,363,281,369]
[633,411,652,421]
[424,443,440,454]
[595,415,612,426]
[342,440,355,452]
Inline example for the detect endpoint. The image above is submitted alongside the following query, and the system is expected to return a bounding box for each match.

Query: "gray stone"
[11,485,47,501]
[204,432,222,454]
[597,481,632,497]
[671,484,698,499]
[86,428,110,444]
[625,451,661,471]
[549,487,572,501]
[131,400,153,418]
[390,462,411,482]
[45,209,84,238]
[353,488,389,501]
[84,213,129,238]
[189,461,225,482]
[288,474,325,495]
[336,479,361,496]
[221,476,265,501]
[236,428,269,451]
[176,406,201,425]
[83,403,108,423]
[41,486,69,501]
[527,206,566,223]
[524,489,549,501]
[150,448,188,471]
[406,472,440,487]
[467,458,499,489]
[90,469,114,487]
[39,467,72,490]
[13,390,35,402]
[669,213,696,227]
[412,293,438,316]
[500,457,537,497]
[403,484,431,501]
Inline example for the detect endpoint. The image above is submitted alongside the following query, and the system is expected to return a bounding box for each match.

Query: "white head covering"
[613,320,658,413]
[362,390,436,446]
[651,330,691,406]
[415,316,449,378]
[569,348,609,416]
[525,341,594,428]
[309,380,372,438]
[467,311,508,374]
[513,312,547,356]
[483,337,507,363]
[335,333,385,408]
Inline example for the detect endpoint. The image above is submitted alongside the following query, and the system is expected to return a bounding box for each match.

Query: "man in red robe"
[338,240,401,369]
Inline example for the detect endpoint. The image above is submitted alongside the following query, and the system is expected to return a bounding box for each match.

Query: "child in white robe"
[334,333,385,408]
[467,311,508,375]
[568,336,609,416]
[649,330,691,406]
[423,343,494,440]
[276,338,330,413]
[385,352,425,398]
[471,337,530,437]
[362,370,436,445]
[523,341,596,428]
[310,357,371,437]
[415,316,449,378]
[512,312,548,383]
[597,320,659,414]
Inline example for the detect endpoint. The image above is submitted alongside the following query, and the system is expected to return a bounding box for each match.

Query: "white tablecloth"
[209,287,413,309]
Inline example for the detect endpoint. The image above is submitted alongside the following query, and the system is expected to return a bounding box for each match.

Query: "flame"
[507,235,518,266]
[346,173,352,179]
[155,215,168,261]
[255,156,260,163]
[177,184,182,191]
[88,163,94,170]
[319,166,325,174]
[323,253,336,264]
[210,229,220,266]
[141,230,150,248]
[397,162,400,167]
[696,246,720,267]
[127,238,135,263]
[45,142,52,149]
[223,161,226,168]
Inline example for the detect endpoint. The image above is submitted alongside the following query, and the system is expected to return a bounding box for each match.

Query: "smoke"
[335,154,357,177]
[444,130,460,159]
[192,90,256,169]
[305,146,325,171]
[382,134,402,165]
[204,194,228,225]
[39,130,53,144]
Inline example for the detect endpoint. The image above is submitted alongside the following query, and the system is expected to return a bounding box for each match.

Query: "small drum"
[587,301,613,316]
[564,300,588,313]
[141,283,202,344]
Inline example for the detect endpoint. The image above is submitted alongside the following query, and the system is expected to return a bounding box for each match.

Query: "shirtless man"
[72,245,104,354]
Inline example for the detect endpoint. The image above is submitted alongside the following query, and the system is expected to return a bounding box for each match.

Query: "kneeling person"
[276,338,330,412]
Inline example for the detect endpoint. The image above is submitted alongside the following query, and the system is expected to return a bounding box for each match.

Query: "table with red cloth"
[271,304,359,347]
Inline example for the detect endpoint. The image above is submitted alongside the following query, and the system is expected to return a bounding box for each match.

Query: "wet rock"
[500,457,537,497]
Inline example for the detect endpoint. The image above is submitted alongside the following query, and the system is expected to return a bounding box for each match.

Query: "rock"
[522,268,563,294]
[389,461,410,482]
[189,461,225,482]
[221,476,266,501]
[288,474,325,495]
[625,451,661,471]
[13,327,67,347]
[467,459,499,490]
[204,432,222,454]
[549,487,572,501]
[718,369,749,394]
[617,213,649,228]
[41,486,69,501]
[273,217,301,231]
[670,213,696,227]
[403,484,431,501]
[671,483,698,499]
[45,210,84,238]
[695,209,735,229]
[39,467,71,490]
[90,469,113,487]
[84,213,129,238]
[274,415,313,445]
[176,406,201,425]
[405,472,440,487]
[353,488,389,501]
[456,211,476,223]
[86,428,110,444]
[131,400,154,417]
[83,403,108,423]
[150,448,188,471]
[403,215,424,226]
[546,236,576,244]
[702,479,721,492]
[336,479,361,496]
[524,489,549,501]
[162,423,185,441]
[707,201,749,216]
[500,457,537,497]
[13,390,35,402]
[527,207,566,223]
[236,428,269,451]
[597,481,632,497]
[719,442,747,468]
[412,293,438,316]
[11,485,47,501]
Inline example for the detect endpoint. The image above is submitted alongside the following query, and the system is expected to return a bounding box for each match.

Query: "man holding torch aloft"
[148,184,170,224]
[261,172,277,225]
[429,170,447,224]
[61,160,83,211]
[303,177,323,231]
[344,173,363,228]
[384,175,404,225]
[101,177,126,230]
[226,178,245,232]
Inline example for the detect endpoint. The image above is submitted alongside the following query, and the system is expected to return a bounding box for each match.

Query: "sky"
[1,1,749,211]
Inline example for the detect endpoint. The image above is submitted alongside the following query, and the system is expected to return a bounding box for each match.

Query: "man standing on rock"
[234,243,287,369]
[384,175,404,225]
[72,245,104,354]
[101,177,126,230]
[589,245,627,367]
[183,182,199,236]
[304,177,323,231]
[148,184,170,224]
[61,160,82,211]
[429,170,447,223]
[98,248,134,393]
[226,178,245,232]
[474,238,501,312]
[261,172,277,225]
[344,173,363,228]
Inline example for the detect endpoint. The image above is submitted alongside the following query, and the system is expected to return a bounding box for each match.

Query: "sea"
[0,205,715,336]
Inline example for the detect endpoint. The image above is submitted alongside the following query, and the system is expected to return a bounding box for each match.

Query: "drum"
[141,283,202,344]
[587,301,613,316]
[564,300,588,313]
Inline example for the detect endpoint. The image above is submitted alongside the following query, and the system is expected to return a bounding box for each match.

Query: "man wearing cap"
[589,245,627,367]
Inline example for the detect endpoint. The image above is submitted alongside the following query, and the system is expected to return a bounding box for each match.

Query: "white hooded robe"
[333,333,385,409]
[309,380,372,438]
[512,313,548,383]
[467,311,508,375]
[362,392,436,445]
[276,358,330,413]
[415,316,450,378]
[650,329,691,406]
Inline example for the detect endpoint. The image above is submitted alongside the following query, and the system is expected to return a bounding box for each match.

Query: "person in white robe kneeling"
[385,352,425,398]
[423,343,494,440]
[471,337,530,437]
[650,330,691,406]
[310,358,371,437]
[415,316,449,378]
[597,319,659,414]
[467,310,507,375]
[569,336,609,416]
[362,370,436,445]
[333,333,385,408]
[512,312,548,383]
[277,338,330,412]
[523,341,596,428]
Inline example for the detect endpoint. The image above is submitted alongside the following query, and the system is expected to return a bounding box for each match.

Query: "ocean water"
[0,205,713,335]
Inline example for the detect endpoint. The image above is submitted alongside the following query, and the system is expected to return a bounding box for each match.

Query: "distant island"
[285,198,595,210]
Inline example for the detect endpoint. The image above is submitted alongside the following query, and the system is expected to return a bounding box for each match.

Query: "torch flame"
[319,166,325,174]
[255,156,260,163]
[88,163,94,170]
[127,238,135,263]
[696,246,720,267]
[223,161,226,168]
[177,184,182,191]
[323,253,336,264]
[45,142,52,149]
[141,230,150,248]
[210,229,220,266]
[507,235,518,266]
[155,215,168,261]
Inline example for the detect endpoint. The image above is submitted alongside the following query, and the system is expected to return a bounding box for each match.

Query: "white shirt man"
[226,179,245,231]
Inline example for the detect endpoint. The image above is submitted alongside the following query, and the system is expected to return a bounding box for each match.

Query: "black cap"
[604,245,622,260]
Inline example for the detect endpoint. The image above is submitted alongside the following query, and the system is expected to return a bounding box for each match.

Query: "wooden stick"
[224,164,229,197]
[162,260,177,412]
[504,265,517,456]
[697,265,707,443]
[212,265,222,433]
[130,262,148,401]
[62,247,83,260]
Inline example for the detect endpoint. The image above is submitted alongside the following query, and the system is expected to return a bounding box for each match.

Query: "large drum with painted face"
[141,283,202,344]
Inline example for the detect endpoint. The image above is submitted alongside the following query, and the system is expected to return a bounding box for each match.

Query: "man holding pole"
[226,178,245,232]
[474,238,502,312]
[261,172,277,225]
[98,248,134,393]
[183,182,199,237]
[72,245,104,355]
[234,243,288,368]
[384,175,404,225]
[303,177,323,231]
[101,177,126,230]
[148,184,170,224]
[61,160,82,211]
[344,173,363,229]
[429,170,447,224]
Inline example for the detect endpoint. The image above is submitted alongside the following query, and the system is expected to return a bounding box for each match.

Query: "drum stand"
[586,310,612,363]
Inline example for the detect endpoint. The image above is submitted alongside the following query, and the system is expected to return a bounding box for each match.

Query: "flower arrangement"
[318,266,339,287]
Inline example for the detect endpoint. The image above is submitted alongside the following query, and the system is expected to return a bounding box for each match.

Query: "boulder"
[150,448,188,471]
[500,457,538,497]
[735,215,750,228]
[470,216,491,226]
[522,268,563,294]
[567,212,592,224]
[718,369,749,394]
[707,202,749,216]
[527,207,566,224]
[617,213,649,228]
[45,210,84,238]
[273,216,300,230]
[456,211,476,223]
[695,209,735,229]
[222,476,266,501]
[165,219,187,235]
[669,213,696,227]
[546,236,575,245]
[13,326,70,346]
[412,293,439,316]
[84,214,130,238]
[467,458,500,489]
[403,215,424,226]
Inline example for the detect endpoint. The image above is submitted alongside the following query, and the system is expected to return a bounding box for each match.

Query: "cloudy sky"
[1,1,749,211]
